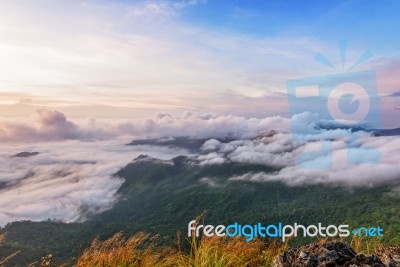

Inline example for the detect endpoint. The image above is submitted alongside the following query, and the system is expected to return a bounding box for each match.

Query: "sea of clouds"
[0,109,399,226]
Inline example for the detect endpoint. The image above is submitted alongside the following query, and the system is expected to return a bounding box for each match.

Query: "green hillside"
[1,155,399,265]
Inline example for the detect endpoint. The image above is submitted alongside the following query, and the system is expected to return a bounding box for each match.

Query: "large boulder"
[274,241,387,267]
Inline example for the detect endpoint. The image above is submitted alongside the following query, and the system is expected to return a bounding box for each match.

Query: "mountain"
[1,154,399,265]
[317,122,400,137]
[128,136,236,151]
[12,151,39,158]
[373,128,400,136]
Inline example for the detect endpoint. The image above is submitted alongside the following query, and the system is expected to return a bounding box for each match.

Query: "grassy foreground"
[1,230,394,267]
[73,232,288,267]
[75,234,393,267]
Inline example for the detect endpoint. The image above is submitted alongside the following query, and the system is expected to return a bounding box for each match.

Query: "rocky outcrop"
[377,246,400,267]
[274,241,400,267]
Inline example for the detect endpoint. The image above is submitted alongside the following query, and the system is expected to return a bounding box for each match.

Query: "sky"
[0,0,399,225]
[0,0,399,127]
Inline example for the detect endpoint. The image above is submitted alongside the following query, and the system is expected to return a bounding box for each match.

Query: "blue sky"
[180,0,400,54]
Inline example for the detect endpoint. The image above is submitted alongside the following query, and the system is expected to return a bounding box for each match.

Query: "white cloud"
[127,0,202,18]
[199,177,223,188]
[197,152,225,165]
[0,109,109,142]
[0,139,189,226]
[0,109,399,226]
[219,134,400,186]
[201,139,222,152]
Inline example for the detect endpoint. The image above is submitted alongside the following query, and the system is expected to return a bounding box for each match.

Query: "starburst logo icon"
[315,40,372,71]
[286,41,381,169]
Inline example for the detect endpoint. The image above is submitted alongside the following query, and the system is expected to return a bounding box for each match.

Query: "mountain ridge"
[1,152,399,265]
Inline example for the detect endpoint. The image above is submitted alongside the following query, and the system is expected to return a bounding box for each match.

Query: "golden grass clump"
[350,233,384,255]
[0,251,20,267]
[74,230,290,267]
[76,232,174,267]
[173,233,266,267]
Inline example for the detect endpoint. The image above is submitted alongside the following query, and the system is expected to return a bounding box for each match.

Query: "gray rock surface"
[274,241,390,267]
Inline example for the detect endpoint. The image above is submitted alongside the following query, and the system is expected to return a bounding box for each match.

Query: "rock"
[299,250,310,260]
[376,246,400,267]
[274,241,385,267]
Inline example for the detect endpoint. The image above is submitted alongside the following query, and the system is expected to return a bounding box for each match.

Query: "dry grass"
[74,230,290,267]
[0,250,20,267]
[350,233,384,255]
[76,232,174,267]
[172,233,265,267]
